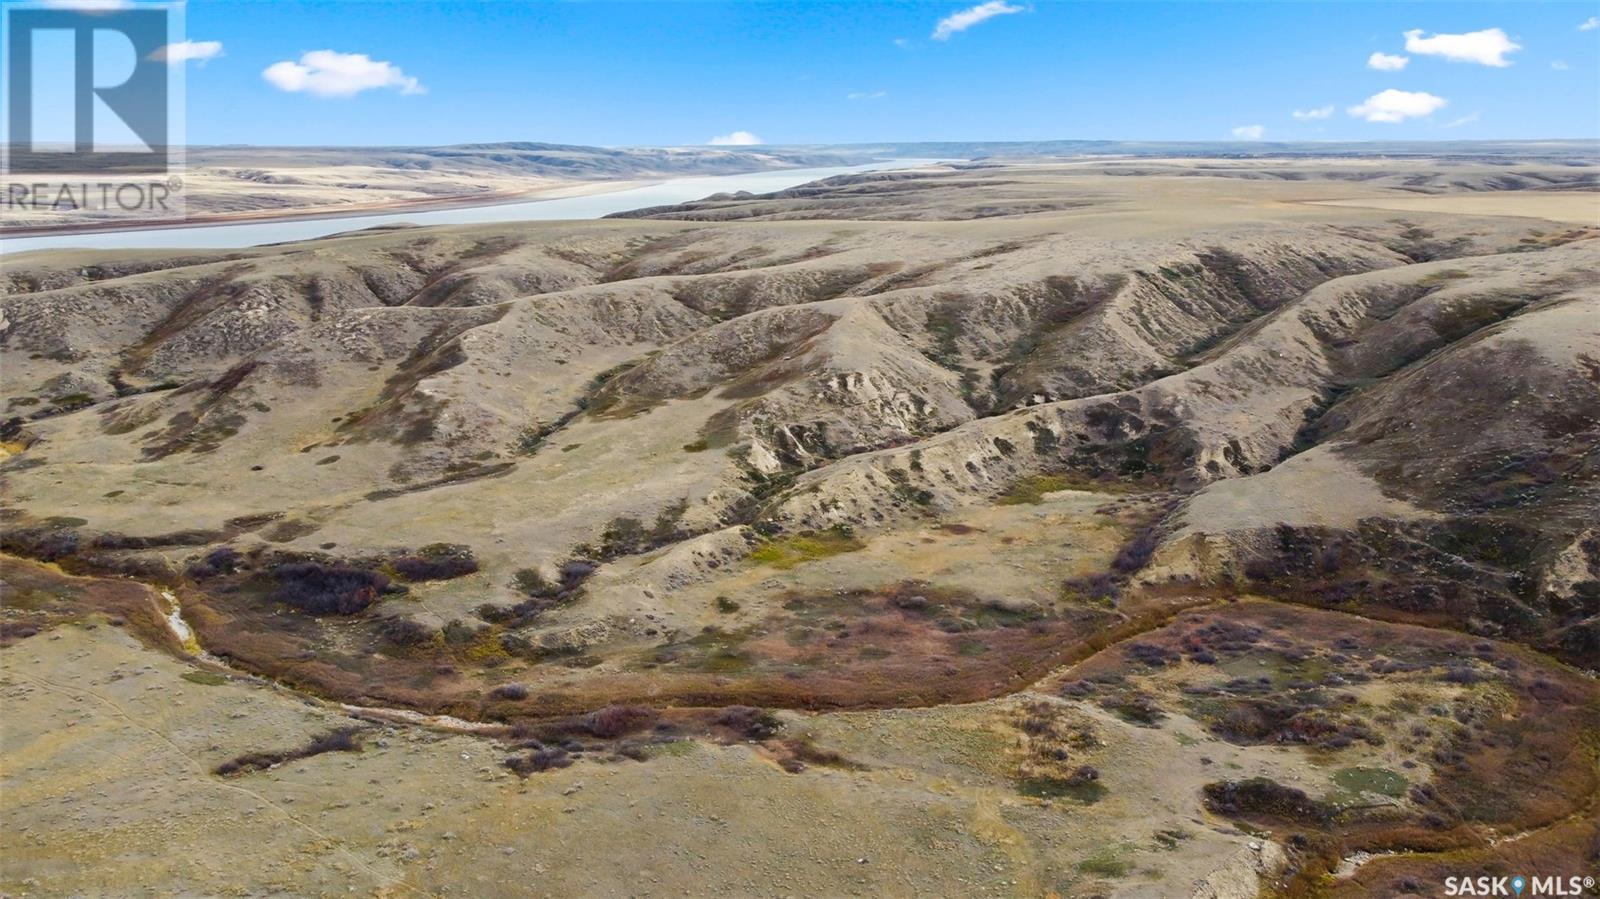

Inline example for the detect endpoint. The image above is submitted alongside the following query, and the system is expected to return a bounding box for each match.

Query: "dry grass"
[1054,600,1600,895]
[0,555,176,652]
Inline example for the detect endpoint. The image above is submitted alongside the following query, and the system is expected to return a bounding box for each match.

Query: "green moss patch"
[1076,845,1132,877]
[747,527,863,570]
[1017,776,1108,804]
[997,473,1129,505]
[1331,766,1408,800]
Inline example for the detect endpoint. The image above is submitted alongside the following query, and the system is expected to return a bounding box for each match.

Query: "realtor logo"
[3,1,180,174]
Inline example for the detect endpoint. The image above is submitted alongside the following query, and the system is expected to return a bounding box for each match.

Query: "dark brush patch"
[213,727,366,777]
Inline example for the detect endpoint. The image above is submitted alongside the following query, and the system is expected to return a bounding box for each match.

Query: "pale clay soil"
[5,606,1417,899]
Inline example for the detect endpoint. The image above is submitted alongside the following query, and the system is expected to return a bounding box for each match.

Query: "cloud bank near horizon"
[709,130,763,146]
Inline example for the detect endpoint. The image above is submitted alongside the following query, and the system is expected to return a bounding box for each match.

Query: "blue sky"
[157,1,1600,145]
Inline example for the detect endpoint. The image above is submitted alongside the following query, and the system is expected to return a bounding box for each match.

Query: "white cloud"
[1230,125,1265,140]
[1292,105,1335,120]
[709,131,762,146]
[38,0,130,9]
[1367,52,1410,71]
[263,50,423,98]
[1348,89,1447,123]
[932,1,1026,41]
[1580,17,1599,31]
[1403,28,1520,67]
[1551,60,1570,71]
[894,37,911,48]
[847,90,887,100]
[1444,111,1481,128]
[151,40,223,65]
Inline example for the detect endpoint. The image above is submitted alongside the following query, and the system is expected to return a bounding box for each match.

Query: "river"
[0,159,937,256]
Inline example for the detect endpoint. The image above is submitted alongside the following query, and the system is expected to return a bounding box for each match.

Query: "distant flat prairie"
[1308,191,1599,224]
